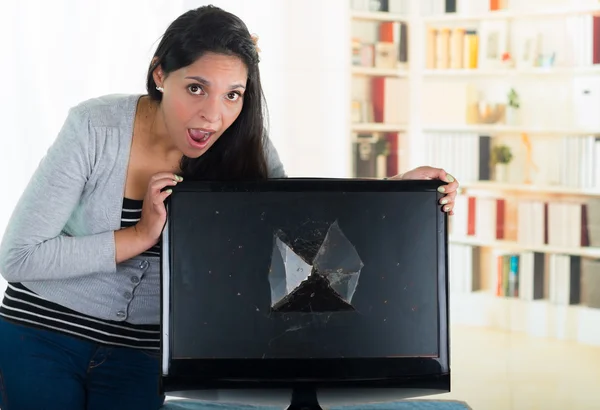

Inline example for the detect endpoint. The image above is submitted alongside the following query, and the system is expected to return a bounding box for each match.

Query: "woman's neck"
[138,96,179,156]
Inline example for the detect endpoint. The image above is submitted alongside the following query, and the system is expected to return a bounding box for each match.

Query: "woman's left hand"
[389,166,459,215]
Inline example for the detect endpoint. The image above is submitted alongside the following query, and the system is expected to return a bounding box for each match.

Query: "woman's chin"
[181,142,213,159]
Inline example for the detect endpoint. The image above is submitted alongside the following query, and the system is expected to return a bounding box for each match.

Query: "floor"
[421,324,600,410]
[166,324,600,409]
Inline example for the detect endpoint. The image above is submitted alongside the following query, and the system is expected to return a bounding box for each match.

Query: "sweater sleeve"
[0,105,117,282]
[264,135,287,178]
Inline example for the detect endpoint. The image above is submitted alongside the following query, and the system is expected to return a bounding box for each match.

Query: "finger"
[151,172,184,183]
[442,180,459,193]
[442,204,453,213]
[439,194,455,205]
[437,168,449,181]
[443,172,456,184]
[154,188,173,204]
[150,177,179,194]
[418,167,444,180]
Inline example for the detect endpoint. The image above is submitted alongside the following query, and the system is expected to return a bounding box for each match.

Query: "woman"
[0,5,459,410]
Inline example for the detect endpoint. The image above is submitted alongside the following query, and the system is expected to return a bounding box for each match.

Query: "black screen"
[168,187,441,360]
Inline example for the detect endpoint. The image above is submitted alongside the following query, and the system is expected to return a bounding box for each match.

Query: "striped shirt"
[120,198,161,258]
[0,197,161,350]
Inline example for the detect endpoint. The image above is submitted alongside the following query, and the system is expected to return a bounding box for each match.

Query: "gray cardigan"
[0,94,286,324]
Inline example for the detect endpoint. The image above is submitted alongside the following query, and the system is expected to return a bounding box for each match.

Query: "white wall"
[278,0,352,177]
[183,0,352,177]
[0,0,351,292]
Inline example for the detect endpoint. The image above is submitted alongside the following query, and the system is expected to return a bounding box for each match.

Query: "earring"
[156,86,164,92]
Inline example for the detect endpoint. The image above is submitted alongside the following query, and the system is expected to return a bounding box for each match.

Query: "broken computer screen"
[166,185,441,360]
[268,220,362,313]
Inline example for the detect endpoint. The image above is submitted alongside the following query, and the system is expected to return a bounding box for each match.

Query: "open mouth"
[187,128,215,149]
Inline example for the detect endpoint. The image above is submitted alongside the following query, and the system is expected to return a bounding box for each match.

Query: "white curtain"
[0,0,350,292]
[0,0,186,291]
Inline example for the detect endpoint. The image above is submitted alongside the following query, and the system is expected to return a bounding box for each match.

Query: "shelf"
[422,5,600,24]
[350,10,409,23]
[351,66,408,77]
[459,181,600,197]
[423,66,600,77]
[450,291,600,346]
[351,123,406,132]
[422,124,600,136]
[449,235,600,259]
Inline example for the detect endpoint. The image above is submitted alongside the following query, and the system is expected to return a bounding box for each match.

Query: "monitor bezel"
[160,178,450,393]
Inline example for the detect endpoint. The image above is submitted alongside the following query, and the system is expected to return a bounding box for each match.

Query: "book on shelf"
[496,252,519,298]
[518,252,545,301]
[566,14,600,67]
[422,11,599,71]
[450,241,593,304]
[371,76,409,124]
[424,132,600,189]
[350,0,409,14]
[449,244,589,307]
[427,27,479,70]
[351,15,408,70]
[447,193,600,309]
[448,243,481,294]
[582,258,600,309]
[451,195,600,250]
[517,201,547,247]
[421,0,502,16]
[548,254,581,306]
[423,132,491,183]
[491,251,579,306]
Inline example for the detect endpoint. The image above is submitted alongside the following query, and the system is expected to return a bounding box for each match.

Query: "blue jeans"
[0,316,165,410]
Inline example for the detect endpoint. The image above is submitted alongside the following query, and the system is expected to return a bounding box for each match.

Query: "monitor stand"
[286,387,323,410]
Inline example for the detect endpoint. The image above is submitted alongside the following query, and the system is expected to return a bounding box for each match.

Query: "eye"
[187,84,205,95]
[227,92,242,102]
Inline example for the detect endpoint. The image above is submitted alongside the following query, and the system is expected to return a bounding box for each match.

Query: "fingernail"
[166,189,173,194]
[178,175,184,181]
[445,174,455,183]
[444,205,450,212]
[438,186,446,193]
[441,199,448,204]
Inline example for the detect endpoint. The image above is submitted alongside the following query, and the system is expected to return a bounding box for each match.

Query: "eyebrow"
[184,76,246,90]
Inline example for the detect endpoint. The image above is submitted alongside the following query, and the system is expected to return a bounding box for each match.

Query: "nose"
[199,95,220,124]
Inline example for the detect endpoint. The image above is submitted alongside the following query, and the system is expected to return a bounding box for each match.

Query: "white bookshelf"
[350,10,409,23]
[349,1,412,178]
[450,235,600,259]
[460,181,600,197]
[422,4,600,23]
[423,66,600,76]
[351,66,409,77]
[451,290,600,346]
[347,0,600,345]
[421,124,600,136]
[351,122,407,132]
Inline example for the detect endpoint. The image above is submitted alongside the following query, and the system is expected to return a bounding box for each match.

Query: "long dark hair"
[146,5,269,180]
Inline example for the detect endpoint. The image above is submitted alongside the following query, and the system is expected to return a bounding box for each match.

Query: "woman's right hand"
[135,172,183,247]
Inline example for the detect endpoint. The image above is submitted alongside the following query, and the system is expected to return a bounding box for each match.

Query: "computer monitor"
[160,178,450,409]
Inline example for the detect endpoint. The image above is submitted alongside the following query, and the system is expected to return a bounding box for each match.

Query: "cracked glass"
[268,220,363,312]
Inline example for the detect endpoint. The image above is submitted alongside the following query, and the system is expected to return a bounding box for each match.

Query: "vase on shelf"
[494,163,509,183]
[505,106,519,126]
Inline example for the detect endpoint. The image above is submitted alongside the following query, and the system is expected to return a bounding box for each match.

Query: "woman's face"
[153,52,248,158]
